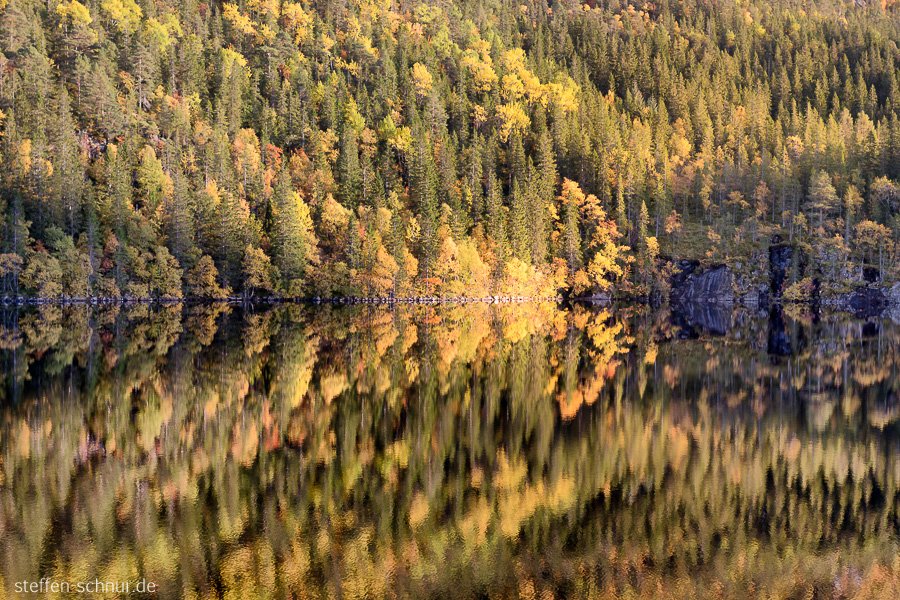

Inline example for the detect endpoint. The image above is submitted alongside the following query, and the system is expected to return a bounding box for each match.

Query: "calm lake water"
[1,303,899,599]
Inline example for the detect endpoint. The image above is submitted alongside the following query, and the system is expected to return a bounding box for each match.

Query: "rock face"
[583,291,612,305]
[670,259,700,289]
[863,266,880,284]
[670,262,733,304]
[848,287,887,312]
[887,283,900,303]
[769,244,793,297]
[668,260,735,334]
[821,283,900,316]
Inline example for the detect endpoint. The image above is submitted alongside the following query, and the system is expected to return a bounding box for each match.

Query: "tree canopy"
[3,0,900,297]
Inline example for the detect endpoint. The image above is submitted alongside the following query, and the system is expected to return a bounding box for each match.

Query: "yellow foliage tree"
[496,103,530,144]
[220,48,249,79]
[144,16,182,54]
[411,63,434,102]
[320,193,351,250]
[433,236,460,295]
[371,245,399,294]
[586,229,625,291]
[502,258,539,296]
[281,3,312,45]
[501,74,524,102]
[100,0,142,35]
[462,46,498,93]
[185,255,226,298]
[56,0,93,29]
[242,244,274,297]
[457,239,490,296]
[557,179,627,292]
[222,3,257,36]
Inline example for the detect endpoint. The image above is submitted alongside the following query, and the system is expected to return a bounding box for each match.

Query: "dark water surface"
[1,303,899,599]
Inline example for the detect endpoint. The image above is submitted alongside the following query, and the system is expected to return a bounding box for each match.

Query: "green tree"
[242,244,274,298]
[806,170,839,230]
[272,170,311,295]
[148,246,183,298]
[185,255,226,298]
[21,245,63,298]
[48,227,92,296]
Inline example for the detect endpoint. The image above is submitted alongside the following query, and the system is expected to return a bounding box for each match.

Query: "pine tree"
[616,169,629,240]
[509,179,530,263]
[637,200,650,284]
[806,170,839,229]
[102,144,134,291]
[165,166,194,270]
[272,169,309,295]
[410,129,439,282]
[338,127,362,207]
[537,130,557,203]
[214,186,247,291]
[388,193,408,295]
[49,86,83,236]
[528,160,548,264]
[485,168,506,275]
[509,132,526,191]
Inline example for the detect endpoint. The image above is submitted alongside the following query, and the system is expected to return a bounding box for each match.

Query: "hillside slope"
[1,0,900,298]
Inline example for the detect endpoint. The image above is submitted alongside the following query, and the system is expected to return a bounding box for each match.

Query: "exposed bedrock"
[670,261,733,305]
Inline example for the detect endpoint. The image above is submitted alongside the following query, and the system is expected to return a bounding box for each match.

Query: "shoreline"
[0,294,567,306]
[4,289,900,312]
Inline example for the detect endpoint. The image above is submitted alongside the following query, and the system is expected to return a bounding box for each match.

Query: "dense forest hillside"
[2,0,900,299]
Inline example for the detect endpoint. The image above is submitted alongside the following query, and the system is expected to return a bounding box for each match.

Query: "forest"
[3,0,900,298]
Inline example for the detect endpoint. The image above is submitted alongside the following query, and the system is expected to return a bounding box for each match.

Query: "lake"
[1,303,899,599]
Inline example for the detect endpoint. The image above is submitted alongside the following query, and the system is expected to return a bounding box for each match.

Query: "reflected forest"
[2,303,900,599]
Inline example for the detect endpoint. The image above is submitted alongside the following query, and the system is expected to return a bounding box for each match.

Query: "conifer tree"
[272,169,309,295]
[509,179,530,263]
[49,86,83,236]
[410,129,439,283]
[338,127,361,207]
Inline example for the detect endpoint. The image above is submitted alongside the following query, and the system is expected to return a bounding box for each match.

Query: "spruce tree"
[272,169,307,295]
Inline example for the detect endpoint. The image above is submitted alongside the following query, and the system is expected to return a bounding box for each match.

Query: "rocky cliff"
[670,261,734,304]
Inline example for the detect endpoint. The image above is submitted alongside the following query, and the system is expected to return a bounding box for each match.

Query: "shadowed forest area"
[4,0,900,298]
[1,304,900,598]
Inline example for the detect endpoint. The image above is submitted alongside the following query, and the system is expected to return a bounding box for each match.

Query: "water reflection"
[1,303,899,599]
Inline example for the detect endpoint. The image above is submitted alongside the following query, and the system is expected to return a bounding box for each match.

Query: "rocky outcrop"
[819,284,896,315]
[769,243,793,297]
[848,287,888,312]
[581,291,612,305]
[888,283,900,303]
[738,282,770,310]
[670,259,700,289]
[670,262,734,304]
